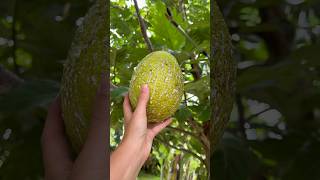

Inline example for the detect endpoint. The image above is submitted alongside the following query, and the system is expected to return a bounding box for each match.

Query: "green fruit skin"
[128,51,184,122]
[60,0,108,154]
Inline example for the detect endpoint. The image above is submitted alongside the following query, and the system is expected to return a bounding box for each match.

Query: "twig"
[112,57,116,83]
[185,117,209,153]
[167,126,199,140]
[180,97,202,134]
[11,0,19,75]
[178,0,187,21]
[246,107,272,121]
[185,94,196,101]
[165,7,209,58]
[133,0,153,52]
[155,137,206,167]
[236,94,246,137]
[110,81,117,91]
[190,53,202,80]
[183,91,188,106]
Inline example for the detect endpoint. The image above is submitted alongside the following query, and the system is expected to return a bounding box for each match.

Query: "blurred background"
[213,0,320,180]
[0,0,319,180]
[0,0,93,179]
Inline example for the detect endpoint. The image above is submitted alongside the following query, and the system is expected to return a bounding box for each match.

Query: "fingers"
[90,74,108,131]
[134,84,149,117]
[72,74,108,180]
[42,96,73,179]
[148,118,172,140]
[123,94,133,127]
[81,73,108,151]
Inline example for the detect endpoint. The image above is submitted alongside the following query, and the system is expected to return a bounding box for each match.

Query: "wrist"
[120,137,147,166]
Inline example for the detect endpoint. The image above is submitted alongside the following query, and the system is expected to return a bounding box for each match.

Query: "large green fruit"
[60,0,108,154]
[128,51,184,122]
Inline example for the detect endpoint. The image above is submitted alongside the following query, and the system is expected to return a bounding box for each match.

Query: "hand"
[110,84,172,180]
[41,75,108,180]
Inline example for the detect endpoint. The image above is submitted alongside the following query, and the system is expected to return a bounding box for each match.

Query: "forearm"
[110,140,145,180]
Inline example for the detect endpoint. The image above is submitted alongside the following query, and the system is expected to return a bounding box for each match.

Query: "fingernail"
[141,84,148,93]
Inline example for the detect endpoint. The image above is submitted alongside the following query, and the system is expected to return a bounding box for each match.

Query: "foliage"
[0,0,319,180]
[110,0,210,179]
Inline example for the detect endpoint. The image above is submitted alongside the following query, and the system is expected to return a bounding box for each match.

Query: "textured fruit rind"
[128,51,184,122]
[60,0,108,154]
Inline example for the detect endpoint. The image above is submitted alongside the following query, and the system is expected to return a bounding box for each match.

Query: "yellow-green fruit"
[60,0,108,154]
[128,51,184,122]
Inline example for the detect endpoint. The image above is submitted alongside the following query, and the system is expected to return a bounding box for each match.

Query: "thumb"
[134,84,149,116]
[148,118,172,140]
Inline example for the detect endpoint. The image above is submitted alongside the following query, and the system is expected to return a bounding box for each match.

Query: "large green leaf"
[148,1,186,50]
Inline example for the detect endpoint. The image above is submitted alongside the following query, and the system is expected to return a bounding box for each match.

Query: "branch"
[167,126,199,140]
[190,53,202,80]
[165,7,209,58]
[183,91,210,152]
[236,94,246,137]
[110,81,117,91]
[183,93,203,133]
[185,94,197,101]
[178,0,187,21]
[184,116,210,153]
[182,94,203,140]
[133,0,153,52]
[155,137,206,168]
[183,91,188,106]
[112,57,116,83]
[246,107,272,121]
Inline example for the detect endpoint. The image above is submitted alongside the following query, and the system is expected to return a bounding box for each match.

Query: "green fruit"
[128,51,184,122]
[60,0,108,154]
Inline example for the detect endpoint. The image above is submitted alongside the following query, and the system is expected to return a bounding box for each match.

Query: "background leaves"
[0,0,319,179]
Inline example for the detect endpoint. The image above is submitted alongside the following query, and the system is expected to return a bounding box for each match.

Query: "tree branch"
[236,94,246,137]
[167,126,199,140]
[110,81,117,91]
[178,0,187,21]
[133,0,153,52]
[165,7,209,58]
[246,107,272,121]
[155,137,207,168]
[190,53,202,82]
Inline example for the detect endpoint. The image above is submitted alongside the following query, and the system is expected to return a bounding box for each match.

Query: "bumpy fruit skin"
[128,51,184,122]
[60,0,108,154]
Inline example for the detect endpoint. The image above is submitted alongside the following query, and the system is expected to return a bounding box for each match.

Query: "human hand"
[41,75,108,180]
[110,84,172,180]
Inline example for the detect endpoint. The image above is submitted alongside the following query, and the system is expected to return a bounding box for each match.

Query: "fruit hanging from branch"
[128,51,184,123]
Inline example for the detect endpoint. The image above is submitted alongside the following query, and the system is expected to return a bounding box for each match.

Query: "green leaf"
[148,0,186,50]
[184,76,209,101]
[111,86,128,103]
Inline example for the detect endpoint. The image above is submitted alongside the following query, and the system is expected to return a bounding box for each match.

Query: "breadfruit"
[60,0,108,154]
[128,51,184,122]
